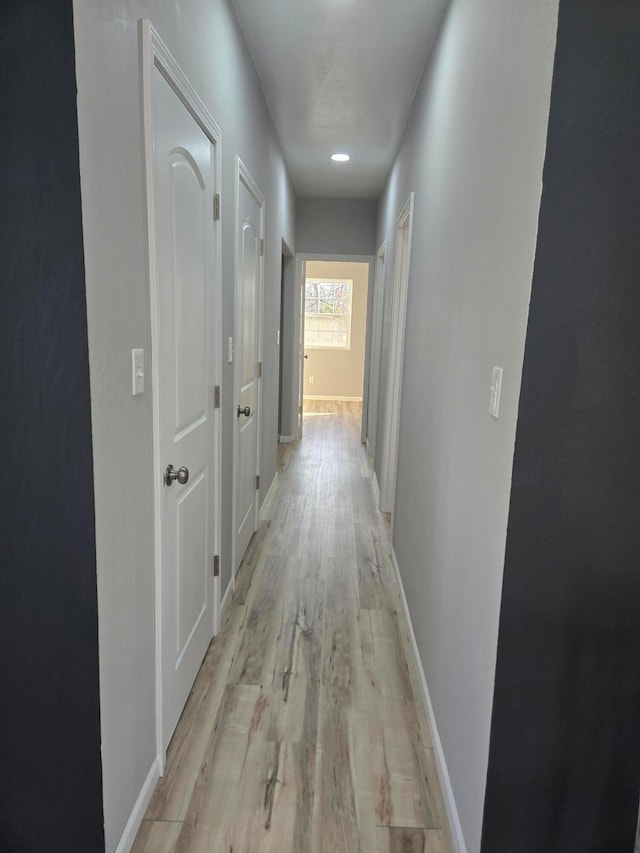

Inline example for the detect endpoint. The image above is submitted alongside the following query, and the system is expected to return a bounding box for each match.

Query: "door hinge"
[299,405,303,414]
[260,238,265,256]
[256,475,260,490]
[257,361,262,378]
[213,385,221,408]
[213,555,220,577]
[213,193,220,221]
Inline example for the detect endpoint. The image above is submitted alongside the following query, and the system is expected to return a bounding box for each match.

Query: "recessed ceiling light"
[330,153,350,162]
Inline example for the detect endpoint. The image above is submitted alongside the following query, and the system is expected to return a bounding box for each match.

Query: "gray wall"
[374,0,559,850]
[73,1,295,848]
[296,197,377,256]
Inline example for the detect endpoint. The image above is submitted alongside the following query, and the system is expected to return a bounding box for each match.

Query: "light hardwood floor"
[133,400,453,853]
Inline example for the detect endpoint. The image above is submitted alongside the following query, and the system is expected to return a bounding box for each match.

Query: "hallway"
[133,401,453,853]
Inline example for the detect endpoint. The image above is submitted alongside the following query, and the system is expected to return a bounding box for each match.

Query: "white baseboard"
[278,434,295,444]
[303,395,363,401]
[259,471,279,522]
[115,756,160,853]
[390,547,468,853]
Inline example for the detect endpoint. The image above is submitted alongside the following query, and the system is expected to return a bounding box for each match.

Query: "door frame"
[231,157,265,579]
[293,253,374,438]
[277,239,294,441]
[365,241,386,455]
[379,194,414,517]
[297,257,305,439]
[141,20,223,772]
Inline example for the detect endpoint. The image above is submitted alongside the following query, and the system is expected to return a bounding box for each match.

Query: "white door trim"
[231,157,265,580]
[367,240,387,460]
[360,261,376,445]
[141,19,222,773]
[293,253,374,439]
[362,245,384,446]
[296,257,305,439]
[379,194,414,517]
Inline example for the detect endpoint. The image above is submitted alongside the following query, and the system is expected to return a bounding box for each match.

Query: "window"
[304,278,353,349]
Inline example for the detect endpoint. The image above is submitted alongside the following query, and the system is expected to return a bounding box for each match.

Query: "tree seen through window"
[304,279,353,349]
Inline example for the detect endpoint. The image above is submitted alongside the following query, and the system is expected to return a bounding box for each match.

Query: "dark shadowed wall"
[0,1,104,849]
[482,1,640,851]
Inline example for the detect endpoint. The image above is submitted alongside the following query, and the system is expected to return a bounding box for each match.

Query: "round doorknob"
[303,354,308,359]
[164,464,189,486]
[237,405,251,418]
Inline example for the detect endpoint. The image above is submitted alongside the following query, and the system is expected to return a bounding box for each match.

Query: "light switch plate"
[227,337,234,364]
[132,349,144,395]
[489,366,503,418]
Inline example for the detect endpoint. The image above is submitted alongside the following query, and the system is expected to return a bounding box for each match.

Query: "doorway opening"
[301,260,370,426]
[288,254,375,446]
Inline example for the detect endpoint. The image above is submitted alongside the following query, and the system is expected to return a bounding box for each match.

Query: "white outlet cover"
[489,366,503,418]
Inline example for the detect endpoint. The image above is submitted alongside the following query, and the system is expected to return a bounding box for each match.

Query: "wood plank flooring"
[133,400,453,853]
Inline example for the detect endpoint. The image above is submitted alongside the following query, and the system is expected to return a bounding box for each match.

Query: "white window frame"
[304,277,353,350]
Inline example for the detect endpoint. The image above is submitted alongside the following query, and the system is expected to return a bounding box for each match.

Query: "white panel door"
[152,65,217,750]
[234,167,263,572]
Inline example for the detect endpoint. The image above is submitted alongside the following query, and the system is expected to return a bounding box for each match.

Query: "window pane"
[303,278,353,349]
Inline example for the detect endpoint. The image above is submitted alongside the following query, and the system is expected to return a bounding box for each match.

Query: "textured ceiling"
[230,0,448,199]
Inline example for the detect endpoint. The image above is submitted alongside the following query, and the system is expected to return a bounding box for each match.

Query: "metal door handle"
[237,405,251,418]
[164,465,189,486]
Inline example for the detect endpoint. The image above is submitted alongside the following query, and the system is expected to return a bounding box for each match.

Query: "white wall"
[375,1,559,851]
[304,261,368,399]
[72,2,295,849]
[296,197,377,256]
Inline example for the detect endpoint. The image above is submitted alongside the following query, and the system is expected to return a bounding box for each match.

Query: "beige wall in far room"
[304,261,369,399]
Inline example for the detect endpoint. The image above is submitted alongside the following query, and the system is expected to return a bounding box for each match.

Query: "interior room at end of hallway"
[303,260,370,404]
